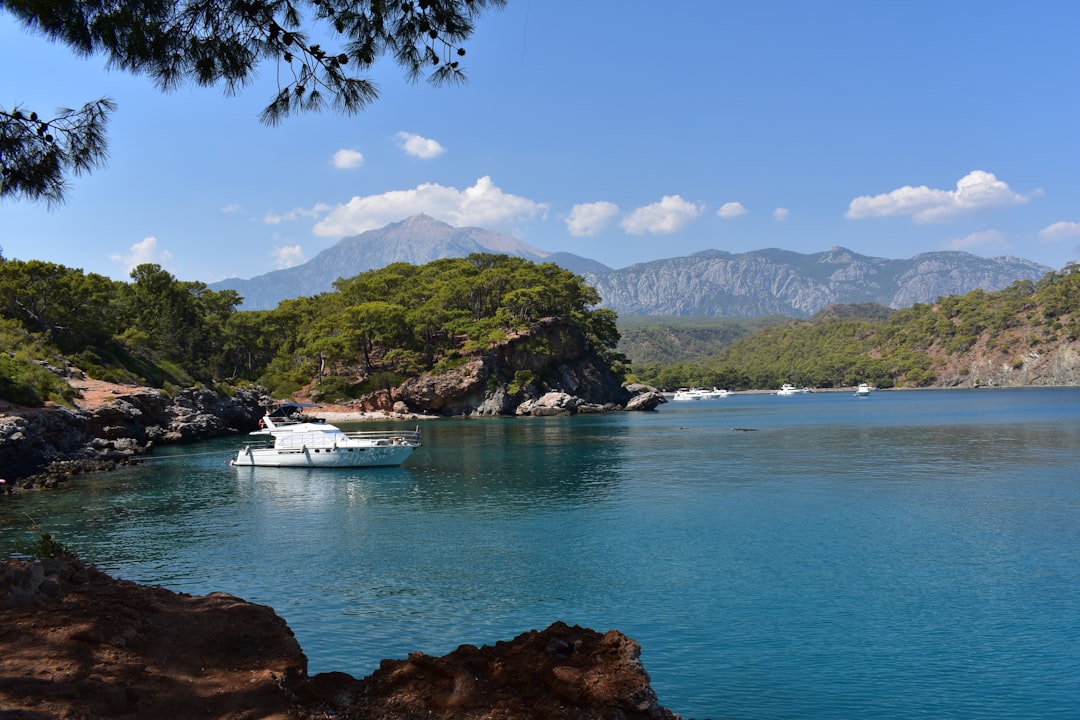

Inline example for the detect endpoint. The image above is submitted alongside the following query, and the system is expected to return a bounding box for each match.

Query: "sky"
[2,1,1079,284]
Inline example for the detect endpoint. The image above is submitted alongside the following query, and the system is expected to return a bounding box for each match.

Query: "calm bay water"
[3,388,1079,719]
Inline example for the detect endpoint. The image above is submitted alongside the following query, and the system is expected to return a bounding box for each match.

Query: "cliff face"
[925,333,1080,388]
[393,319,662,416]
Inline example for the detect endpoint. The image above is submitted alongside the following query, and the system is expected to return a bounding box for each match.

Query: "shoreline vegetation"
[2,254,1079,489]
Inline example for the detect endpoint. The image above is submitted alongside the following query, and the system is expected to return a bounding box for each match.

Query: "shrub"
[0,355,74,406]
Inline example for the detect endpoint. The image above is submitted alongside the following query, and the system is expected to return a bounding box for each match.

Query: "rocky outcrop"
[0,558,680,720]
[927,336,1080,388]
[394,318,664,416]
[0,385,269,487]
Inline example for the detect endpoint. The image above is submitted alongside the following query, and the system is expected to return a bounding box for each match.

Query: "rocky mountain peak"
[209,217,1054,316]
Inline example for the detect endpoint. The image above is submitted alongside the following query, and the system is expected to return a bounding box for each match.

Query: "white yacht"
[232,404,420,468]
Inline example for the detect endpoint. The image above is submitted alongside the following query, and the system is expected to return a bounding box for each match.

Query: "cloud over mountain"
[846,170,1031,223]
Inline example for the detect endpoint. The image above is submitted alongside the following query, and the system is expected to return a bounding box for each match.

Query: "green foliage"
[617,315,786,366]
[0,354,76,406]
[4,1,507,204]
[28,531,75,560]
[508,369,538,395]
[311,376,359,403]
[16,517,78,560]
[288,254,607,395]
[0,100,116,205]
[4,251,1078,403]
[633,276,1080,390]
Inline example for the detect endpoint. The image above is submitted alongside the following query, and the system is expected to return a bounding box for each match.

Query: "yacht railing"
[341,427,422,445]
[246,426,422,450]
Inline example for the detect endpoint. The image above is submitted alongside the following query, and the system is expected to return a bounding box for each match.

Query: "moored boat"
[854,382,873,397]
[672,387,731,401]
[232,404,420,468]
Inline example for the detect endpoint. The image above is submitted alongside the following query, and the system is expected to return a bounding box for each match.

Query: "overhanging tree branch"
[1,0,507,200]
[0,99,117,206]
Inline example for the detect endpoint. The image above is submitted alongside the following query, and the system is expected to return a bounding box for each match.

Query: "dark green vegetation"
[2,0,506,204]
[2,252,1079,406]
[624,266,1080,390]
[616,315,788,366]
[0,253,621,405]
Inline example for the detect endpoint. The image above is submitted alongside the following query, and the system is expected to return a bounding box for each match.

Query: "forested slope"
[4,252,1079,408]
[0,254,624,408]
[629,266,1080,391]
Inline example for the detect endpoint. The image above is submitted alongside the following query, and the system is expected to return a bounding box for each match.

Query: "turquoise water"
[3,388,1079,719]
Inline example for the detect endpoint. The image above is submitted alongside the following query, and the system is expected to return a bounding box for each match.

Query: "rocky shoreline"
[0,556,680,719]
[0,383,269,490]
[0,352,664,489]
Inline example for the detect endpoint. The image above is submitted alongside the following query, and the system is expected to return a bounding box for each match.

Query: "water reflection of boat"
[232,404,420,468]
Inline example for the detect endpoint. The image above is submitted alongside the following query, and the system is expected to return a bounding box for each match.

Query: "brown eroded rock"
[0,560,680,720]
[0,558,305,719]
[293,621,679,720]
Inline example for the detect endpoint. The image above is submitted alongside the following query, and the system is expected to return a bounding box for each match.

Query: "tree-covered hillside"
[629,265,1080,391]
[615,315,787,367]
[3,253,1079,407]
[0,253,621,406]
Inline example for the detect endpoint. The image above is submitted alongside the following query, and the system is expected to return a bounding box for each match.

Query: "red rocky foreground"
[0,558,679,719]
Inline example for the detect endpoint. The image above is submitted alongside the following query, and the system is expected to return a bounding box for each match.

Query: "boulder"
[519,391,578,416]
[625,386,667,411]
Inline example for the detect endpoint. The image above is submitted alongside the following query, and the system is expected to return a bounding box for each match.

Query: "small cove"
[3,388,1079,719]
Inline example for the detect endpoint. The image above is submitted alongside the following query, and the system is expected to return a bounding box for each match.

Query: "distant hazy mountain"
[583,247,1052,317]
[211,216,1053,316]
[211,214,551,309]
[543,252,613,277]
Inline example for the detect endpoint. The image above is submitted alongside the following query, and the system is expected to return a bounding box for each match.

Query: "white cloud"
[566,202,620,236]
[1039,221,1080,242]
[110,236,174,273]
[263,203,331,225]
[774,207,790,222]
[942,229,1009,254]
[332,149,365,169]
[272,245,306,269]
[718,202,748,219]
[220,203,241,214]
[396,131,446,159]
[313,176,547,237]
[845,170,1030,223]
[620,195,703,235]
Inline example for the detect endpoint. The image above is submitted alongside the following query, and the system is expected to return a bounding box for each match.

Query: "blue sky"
[3,1,1079,283]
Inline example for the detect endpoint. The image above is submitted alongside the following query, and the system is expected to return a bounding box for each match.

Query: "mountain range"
[210,215,1053,317]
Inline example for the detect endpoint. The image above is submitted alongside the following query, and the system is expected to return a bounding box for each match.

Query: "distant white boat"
[673,387,731,400]
[854,382,873,397]
[232,404,420,468]
[776,383,807,396]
